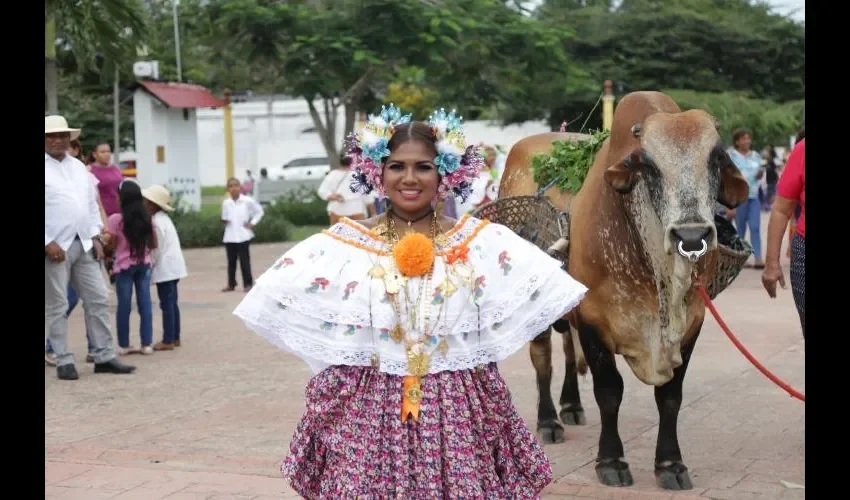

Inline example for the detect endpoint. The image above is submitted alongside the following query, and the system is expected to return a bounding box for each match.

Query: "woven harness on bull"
[471,190,752,300]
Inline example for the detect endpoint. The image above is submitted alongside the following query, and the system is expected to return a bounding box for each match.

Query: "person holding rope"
[762,136,805,336]
[232,105,588,497]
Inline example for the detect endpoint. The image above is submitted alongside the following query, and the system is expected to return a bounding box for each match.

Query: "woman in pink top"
[762,136,805,336]
[107,180,158,355]
[89,142,124,216]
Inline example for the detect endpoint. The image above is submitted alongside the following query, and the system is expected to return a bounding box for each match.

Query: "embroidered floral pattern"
[432,287,445,305]
[320,321,335,331]
[473,276,487,300]
[282,364,553,498]
[342,281,359,300]
[306,277,330,293]
[272,257,295,270]
[498,251,512,276]
[445,244,470,265]
[379,328,391,341]
[344,325,362,336]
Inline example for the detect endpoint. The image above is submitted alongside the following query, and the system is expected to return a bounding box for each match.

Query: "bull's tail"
[572,329,588,376]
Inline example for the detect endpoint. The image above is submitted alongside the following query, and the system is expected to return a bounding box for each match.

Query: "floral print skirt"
[282,363,552,499]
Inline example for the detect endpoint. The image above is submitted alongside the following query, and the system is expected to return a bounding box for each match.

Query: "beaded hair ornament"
[345,104,485,203]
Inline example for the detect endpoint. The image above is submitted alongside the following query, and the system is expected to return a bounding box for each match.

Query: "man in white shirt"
[221,177,265,292]
[44,115,136,380]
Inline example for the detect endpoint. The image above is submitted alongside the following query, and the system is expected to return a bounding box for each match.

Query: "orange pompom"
[393,233,435,277]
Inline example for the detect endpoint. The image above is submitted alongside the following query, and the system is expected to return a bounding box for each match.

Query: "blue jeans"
[156,280,181,344]
[46,284,94,354]
[115,264,153,348]
[735,197,762,260]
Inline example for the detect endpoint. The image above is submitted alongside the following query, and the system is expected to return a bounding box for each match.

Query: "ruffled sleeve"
[233,216,588,376]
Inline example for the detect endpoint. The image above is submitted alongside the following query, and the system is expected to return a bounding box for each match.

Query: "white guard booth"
[132,80,227,211]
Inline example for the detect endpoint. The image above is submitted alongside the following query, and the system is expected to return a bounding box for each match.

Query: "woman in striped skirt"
[762,137,805,336]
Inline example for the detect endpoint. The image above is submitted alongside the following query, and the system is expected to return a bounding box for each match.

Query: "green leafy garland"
[530,129,611,193]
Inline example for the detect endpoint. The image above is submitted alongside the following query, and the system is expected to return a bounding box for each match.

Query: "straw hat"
[142,185,174,212]
[45,115,81,140]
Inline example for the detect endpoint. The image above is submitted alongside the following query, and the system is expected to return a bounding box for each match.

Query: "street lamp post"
[173,0,182,82]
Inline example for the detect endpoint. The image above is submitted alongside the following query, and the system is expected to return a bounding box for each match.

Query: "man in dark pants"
[221,177,264,292]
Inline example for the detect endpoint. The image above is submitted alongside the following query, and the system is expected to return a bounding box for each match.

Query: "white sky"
[522,0,805,22]
[767,0,805,21]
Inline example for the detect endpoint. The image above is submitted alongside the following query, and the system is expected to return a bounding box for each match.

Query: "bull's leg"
[576,318,633,487]
[654,322,702,490]
[530,327,564,444]
[553,319,586,426]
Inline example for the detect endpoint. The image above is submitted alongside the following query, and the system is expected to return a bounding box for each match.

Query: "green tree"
[664,89,804,148]
[209,0,575,165]
[45,0,150,114]
[535,0,805,130]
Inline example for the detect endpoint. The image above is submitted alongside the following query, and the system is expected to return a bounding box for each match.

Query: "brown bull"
[498,91,749,490]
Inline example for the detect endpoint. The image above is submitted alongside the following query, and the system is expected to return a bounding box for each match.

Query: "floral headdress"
[346,104,484,203]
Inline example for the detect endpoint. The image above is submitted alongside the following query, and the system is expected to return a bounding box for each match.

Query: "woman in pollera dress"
[233,104,589,498]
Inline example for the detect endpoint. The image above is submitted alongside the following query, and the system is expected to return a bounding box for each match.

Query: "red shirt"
[777,139,805,238]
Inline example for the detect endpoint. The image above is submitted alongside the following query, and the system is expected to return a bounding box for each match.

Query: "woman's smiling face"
[383,139,439,216]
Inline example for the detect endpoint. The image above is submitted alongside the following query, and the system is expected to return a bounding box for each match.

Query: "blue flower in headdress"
[381,104,412,125]
[435,151,461,175]
[361,138,390,164]
[428,108,462,133]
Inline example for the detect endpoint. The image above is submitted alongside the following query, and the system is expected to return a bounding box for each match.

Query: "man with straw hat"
[142,185,188,350]
[45,115,136,380]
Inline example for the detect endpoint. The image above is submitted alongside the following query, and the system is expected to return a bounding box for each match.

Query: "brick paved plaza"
[46,226,805,499]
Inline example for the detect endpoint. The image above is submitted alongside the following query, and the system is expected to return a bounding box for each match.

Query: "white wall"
[196,98,551,186]
[133,90,202,209]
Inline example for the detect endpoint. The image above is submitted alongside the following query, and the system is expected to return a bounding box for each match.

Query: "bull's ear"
[604,148,644,194]
[712,145,749,208]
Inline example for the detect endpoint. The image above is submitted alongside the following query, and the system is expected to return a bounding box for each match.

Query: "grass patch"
[288,225,325,241]
[202,185,227,197]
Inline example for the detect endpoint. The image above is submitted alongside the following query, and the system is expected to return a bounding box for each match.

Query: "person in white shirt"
[44,115,136,380]
[221,177,264,292]
[142,185,189,351]
[317,156,374,224]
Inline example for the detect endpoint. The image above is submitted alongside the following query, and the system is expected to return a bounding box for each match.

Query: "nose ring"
[677,239,707,263]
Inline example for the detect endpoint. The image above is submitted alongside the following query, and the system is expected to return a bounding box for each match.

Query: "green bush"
[171,205,293,248]
[263,187,330,227]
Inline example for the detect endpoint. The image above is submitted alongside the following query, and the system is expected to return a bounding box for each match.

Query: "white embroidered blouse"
[233,214,588,376]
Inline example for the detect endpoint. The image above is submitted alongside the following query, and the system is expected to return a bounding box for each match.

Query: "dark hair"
[69,139,85,162]
[94,142,111,152]
[386,121,438,158]
[118,181,155,261]
[795,127,805,144]
[340,156,352,167]
[227,177,241,186]
[259,168,268,178]
[731,128,750,144]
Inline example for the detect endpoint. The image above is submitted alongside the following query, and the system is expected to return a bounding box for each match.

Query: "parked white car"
[272,156,331,181]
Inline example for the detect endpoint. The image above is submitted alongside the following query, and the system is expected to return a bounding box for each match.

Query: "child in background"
[107,180,158,355]
[142,185,188,351]
[221,177,264,292]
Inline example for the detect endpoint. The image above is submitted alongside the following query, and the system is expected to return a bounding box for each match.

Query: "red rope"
[696,286,805,402]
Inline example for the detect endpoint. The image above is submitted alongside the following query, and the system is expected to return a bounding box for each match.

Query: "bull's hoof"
[595,458,633,487]
[655,461,693,490]
[536,419,565,444]
[559,406,586,426]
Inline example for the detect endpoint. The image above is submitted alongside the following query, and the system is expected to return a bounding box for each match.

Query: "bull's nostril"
[671,227,712,252]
